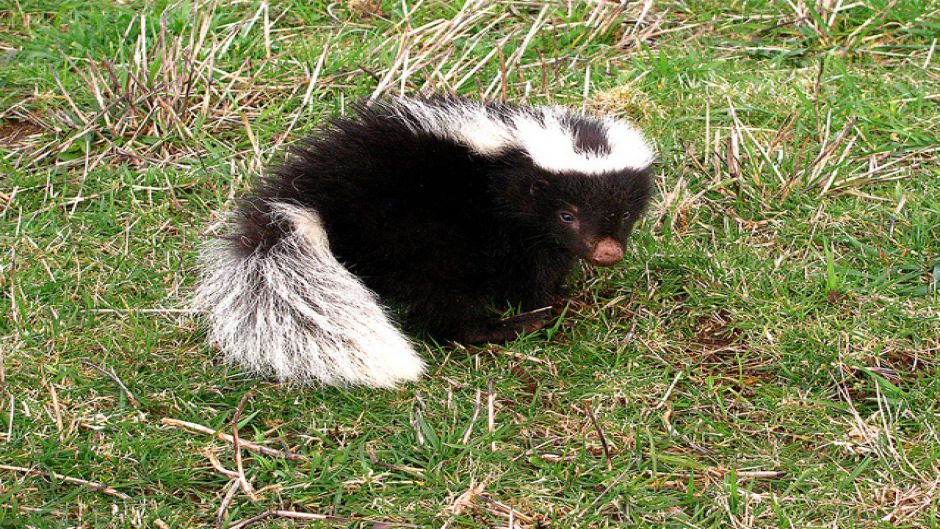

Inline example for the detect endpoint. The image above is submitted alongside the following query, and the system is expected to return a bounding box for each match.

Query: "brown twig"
[736,470,787,480]
[227,509,417,529]
[0,327,6,387]
[228,509,338,529]
[461,388,483,444]
[160,418,307,461]
[5,395,13,442]
[41,380,64,440]
[0,463,130,500]
[207,450,239,479]
[477,494,538,524]
[231,391,257,500]
[365,445,426,477]
[583,402,613,472]
[486,378,495,451]
[216,479,240,529]
[441,481,486,529]
[82,361,140,407]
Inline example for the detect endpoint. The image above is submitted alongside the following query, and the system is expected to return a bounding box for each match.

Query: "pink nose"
[588,238,624,267]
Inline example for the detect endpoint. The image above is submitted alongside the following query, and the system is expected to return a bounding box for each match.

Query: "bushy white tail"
[192,203,425,388]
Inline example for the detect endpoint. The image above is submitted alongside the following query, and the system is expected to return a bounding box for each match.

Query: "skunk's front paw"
[461,306,554,344]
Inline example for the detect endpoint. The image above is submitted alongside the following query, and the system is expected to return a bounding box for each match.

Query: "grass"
[1,0,938,527]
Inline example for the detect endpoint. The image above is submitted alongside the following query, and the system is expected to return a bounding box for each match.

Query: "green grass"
[1,0,938,527]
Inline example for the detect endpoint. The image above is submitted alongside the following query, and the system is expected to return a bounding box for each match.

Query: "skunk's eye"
[559,211,576,223]
[621,211,632,220]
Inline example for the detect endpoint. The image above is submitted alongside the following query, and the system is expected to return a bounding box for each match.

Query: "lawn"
[1,0,938,527]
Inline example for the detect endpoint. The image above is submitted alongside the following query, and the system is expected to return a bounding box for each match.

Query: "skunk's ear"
[529,179,550,195]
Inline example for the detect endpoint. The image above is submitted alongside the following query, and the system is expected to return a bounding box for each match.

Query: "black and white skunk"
[193,95,653,388]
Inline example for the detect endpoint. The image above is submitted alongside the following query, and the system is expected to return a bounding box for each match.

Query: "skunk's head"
[503,164,652,266]
[490,107,654,267]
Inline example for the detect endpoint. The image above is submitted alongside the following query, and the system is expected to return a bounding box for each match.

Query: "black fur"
[233,97,652,343]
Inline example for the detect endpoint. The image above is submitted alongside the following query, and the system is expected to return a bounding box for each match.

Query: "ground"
[0,1,938,528]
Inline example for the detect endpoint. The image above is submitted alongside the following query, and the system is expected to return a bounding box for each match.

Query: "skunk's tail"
[192,201,425,388]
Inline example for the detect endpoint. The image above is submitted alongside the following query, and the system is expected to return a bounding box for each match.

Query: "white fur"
[394,98,654,174]
[192,204,425,388]
[514,108,655,174]
[395,99,514,155]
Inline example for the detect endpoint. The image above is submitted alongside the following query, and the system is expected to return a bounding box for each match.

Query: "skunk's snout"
[587,238,624,267]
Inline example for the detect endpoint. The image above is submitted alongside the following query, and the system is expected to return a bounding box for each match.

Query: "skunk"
[193,95,653,388]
